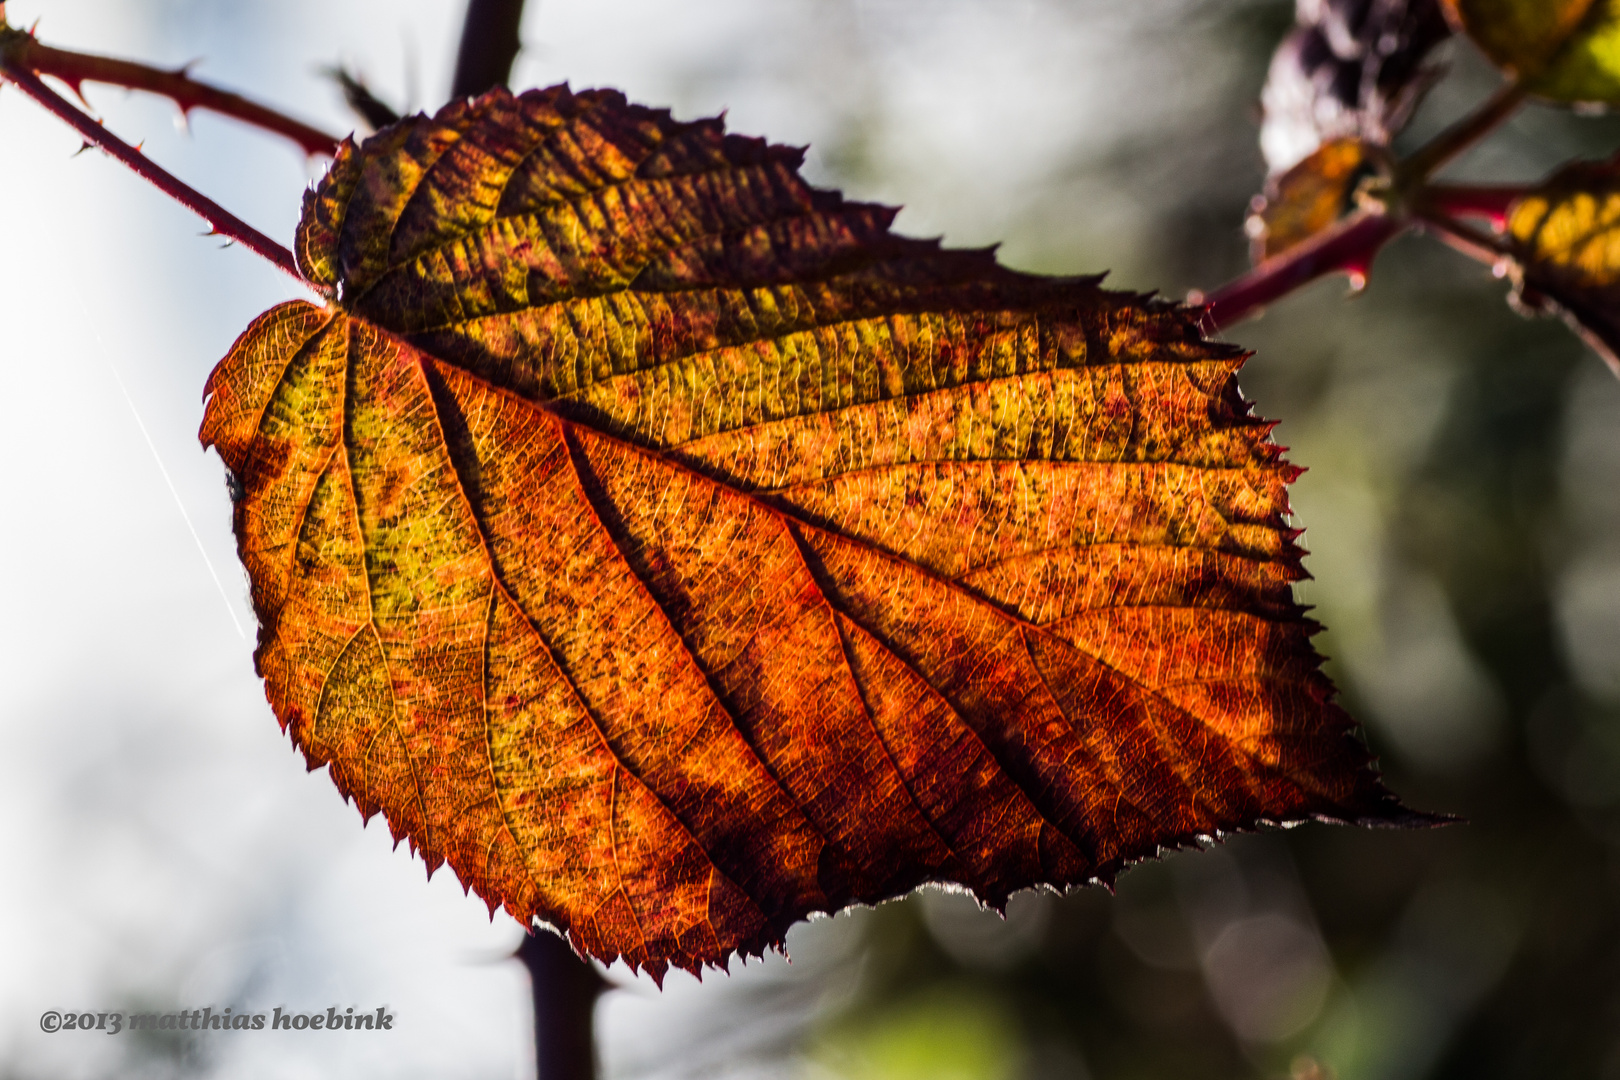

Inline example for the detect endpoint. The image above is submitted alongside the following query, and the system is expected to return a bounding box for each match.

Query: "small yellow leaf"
[1250,139,1379,263]
[1507,157,1620,374]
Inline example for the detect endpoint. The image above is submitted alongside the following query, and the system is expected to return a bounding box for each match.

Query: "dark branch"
[451,0,528,100]
[454,10,607,1077]
[324,66,402,132]
[516,931,606,1080]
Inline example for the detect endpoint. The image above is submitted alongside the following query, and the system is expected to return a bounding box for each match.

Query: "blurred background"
[2,1,1619,1077]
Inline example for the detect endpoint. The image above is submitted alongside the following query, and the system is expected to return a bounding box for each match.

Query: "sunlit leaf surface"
[1260,0,1450,173]
[201,86,1415,978]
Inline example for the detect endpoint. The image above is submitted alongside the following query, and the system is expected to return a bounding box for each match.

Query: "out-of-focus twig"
[325,66,401,132]
[452,0,607,1065]
[516,931,606,1080]
[451,0,528,100]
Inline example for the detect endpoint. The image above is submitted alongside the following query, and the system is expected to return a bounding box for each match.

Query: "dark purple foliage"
[1261,0,1452,172]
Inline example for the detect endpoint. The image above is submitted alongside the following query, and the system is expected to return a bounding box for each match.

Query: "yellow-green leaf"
[1507,156,1620,374]
[1443,0,1620,104]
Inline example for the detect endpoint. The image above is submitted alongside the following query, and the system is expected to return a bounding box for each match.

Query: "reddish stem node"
[3,29,340,157]
[1195,212,1406,333]
[1411,206,1515,273]
[0,61,310,285]
[1192,76,1527,333]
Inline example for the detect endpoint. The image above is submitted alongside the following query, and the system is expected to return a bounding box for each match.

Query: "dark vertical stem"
[457,3,601,1072]
[451,0,529,99]
[455,12,614,1077]
[516,931,607,1080]
[453,5,614,1065]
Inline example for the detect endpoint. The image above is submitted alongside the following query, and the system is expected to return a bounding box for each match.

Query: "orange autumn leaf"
[200,85,1417,980]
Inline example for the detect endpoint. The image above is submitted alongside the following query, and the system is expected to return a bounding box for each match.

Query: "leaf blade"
[1504,156,1620,375]
[205,85,1417,976]
[1444,0,1620,104]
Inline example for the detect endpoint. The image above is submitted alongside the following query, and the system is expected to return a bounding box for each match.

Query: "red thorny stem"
[0,59,309,285]
[1197,80,1528,333]
[0,24,340,156]
[1195,212,1406,333]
